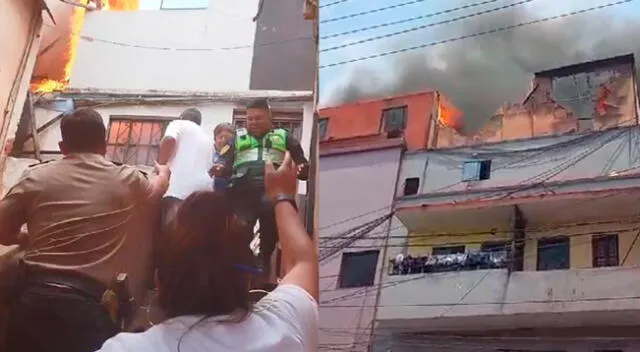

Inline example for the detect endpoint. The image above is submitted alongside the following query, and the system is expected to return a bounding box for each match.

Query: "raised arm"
[264,152,318,300]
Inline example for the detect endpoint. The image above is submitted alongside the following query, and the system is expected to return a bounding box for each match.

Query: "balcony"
[396,126,640,225]
[376,266,640,332]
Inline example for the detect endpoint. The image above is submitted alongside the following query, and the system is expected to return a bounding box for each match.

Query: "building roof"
[39,88,313,105]
[535,53,635,78]
[319,90,435,110]
[320,133,404,157]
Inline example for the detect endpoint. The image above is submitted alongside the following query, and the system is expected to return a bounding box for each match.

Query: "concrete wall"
[1,0,42,153]
[373,334,640,352]
[249,0,315,91]
[25,100,313,192]
[70,0,260,91]
[376,262,640,332]
[435,55,639,149]
[318,147,405,351]
[397,126,640,203]
[32,0,74,83]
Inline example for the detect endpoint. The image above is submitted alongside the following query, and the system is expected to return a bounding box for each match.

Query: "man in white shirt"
[157,108,213,233]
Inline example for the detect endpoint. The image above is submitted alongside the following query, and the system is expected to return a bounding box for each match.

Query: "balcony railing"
[388,251,508,275]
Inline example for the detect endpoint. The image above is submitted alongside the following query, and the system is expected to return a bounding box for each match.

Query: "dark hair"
[180,108,202,125]
[213,123,234,137]
[157,191,254,321]
[60,108,106,153]
[246,98,271,111]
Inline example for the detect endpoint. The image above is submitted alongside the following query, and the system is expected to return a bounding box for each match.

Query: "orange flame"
[437,93,464,131]
[31,0,139,93]
[103,0,139,11]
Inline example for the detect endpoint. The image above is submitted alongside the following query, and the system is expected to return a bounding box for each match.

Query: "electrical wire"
[42,22,313,52]
[317,127,635,238]
[321,0,538,52]
[319,0,351,8]
[319,0,635,69]
[320,0,503,39]
[320,0,431,24]
[318,224,640,304]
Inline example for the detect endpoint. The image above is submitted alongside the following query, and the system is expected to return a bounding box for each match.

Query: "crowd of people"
[0,99,318,352]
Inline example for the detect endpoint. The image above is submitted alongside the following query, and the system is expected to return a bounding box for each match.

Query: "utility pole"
[304,0,319,238]
[276,0,319,282]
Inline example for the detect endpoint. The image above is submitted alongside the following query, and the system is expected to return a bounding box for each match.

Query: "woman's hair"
[156,191,254,321]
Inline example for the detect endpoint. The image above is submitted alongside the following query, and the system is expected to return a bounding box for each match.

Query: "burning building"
[317,54,640,351]
[2,0,316,201]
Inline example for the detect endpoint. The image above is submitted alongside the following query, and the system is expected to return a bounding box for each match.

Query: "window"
[537,237,570,271]
[233,109,303,140]
[462,160,492,182]
[338,250,379,289]
[381,106,408,132]
[106,117,170,166]
[159,0,208,10]
[481,241,509,253]
[318,118,328,140]
[403,177,420,196]
[432,245,465,255]
[592,234,619,267]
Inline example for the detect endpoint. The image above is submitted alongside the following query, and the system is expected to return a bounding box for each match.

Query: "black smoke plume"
[324,2,640,132]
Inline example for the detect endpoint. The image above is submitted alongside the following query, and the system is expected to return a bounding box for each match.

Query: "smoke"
[323,2,640,132]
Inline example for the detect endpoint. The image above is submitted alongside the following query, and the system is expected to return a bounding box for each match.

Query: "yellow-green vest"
[233,128,288,168]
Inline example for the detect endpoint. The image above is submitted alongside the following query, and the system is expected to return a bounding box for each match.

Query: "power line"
[321,0,537,52]
[316,220,639,283]
[320,130,623,245]
[319,215,640,244]
[318,225,640,303]
[42,22,313,52]
[319,0,351,8]
[318,128,632,237]
[321,0,503,40]
[320,0,430,24]
[319,0,635,69]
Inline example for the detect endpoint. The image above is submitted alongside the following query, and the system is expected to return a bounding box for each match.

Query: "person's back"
[164,119,213,200]
[0,108,171,352]
[19,154,154,300]
[97,153,319,352]
[99,284,317,352]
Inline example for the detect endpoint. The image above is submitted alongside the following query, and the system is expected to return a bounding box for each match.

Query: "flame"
[436,93,464,130]
[31,0,139,93]
[103,0,139,11]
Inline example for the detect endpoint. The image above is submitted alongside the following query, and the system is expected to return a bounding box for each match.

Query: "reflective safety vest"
[233,128,288,168]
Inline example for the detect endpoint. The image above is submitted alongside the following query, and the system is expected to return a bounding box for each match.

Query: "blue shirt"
[212,150,228,191]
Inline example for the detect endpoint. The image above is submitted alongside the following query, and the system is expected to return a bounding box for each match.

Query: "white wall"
[376,265,640,333]
[29,103,235,152]
[318,147,405,350]
[70,0,260,92]
[397,126,640,202]
[27,100,313,194]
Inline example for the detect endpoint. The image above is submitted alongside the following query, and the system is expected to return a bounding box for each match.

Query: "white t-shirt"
[97,284,318,352]
[163,120,213,200]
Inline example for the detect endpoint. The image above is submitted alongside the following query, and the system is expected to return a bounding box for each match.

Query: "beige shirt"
[0,153,156,306]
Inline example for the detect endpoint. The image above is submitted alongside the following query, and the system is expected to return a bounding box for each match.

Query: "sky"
[318,0,640,125]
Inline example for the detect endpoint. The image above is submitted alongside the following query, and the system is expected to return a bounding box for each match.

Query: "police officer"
[212,98,309,277]
[0,108,170,352]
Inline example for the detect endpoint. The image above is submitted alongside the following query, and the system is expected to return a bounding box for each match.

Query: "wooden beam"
[26,94,41,161]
